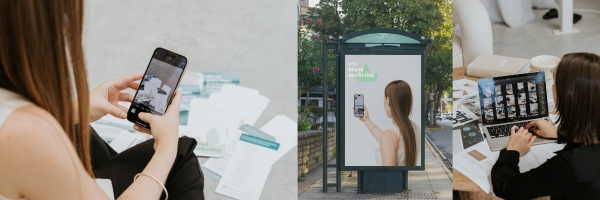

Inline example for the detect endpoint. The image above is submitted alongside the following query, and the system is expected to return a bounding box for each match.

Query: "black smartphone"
[354,94,364,117]
[127,47,187,129]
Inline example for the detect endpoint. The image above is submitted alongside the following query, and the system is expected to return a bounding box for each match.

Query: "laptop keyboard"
[487,121,532,138]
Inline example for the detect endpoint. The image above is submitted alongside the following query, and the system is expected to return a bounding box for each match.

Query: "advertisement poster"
[343,54,423,168]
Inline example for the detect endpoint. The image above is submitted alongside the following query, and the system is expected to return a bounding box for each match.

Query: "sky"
[309,0,319,7]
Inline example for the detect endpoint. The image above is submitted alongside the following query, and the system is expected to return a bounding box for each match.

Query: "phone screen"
[127,48,187,129]
[354,94,364,117]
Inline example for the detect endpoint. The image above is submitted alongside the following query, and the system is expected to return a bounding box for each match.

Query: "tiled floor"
[493,0,600,59]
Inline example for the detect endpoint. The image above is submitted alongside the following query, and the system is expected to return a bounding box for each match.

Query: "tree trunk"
[425,99,431,125]
[432,85,446,126]
[304,85,318,123]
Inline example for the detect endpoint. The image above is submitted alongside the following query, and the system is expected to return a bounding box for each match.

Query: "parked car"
[442,113,452,120]
[435,113,442,120]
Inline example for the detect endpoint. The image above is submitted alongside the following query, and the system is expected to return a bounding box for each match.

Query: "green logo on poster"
[349,64,378,82]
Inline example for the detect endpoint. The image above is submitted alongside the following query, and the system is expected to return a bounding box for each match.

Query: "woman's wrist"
[154,139,178,153]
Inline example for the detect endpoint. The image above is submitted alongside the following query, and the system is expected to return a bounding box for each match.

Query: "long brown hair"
[0,1,93,175]
[385,80,417,166]
[555,53,600,145]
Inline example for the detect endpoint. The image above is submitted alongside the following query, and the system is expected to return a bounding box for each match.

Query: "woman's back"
[0,89,30,199]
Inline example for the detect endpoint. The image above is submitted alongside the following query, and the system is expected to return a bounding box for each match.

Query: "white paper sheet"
[204,115,296,179]
[187,98,228,157]
[214,134,278,200]
[454,134,566,194]
[109,130,146,153]
[186,85,270,157]
[213,115,297,200]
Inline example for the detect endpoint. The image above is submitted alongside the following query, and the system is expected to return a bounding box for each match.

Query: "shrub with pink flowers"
[298,17,334,130]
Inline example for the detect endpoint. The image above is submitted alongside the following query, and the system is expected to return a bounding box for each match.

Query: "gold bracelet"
[134,173,169,200]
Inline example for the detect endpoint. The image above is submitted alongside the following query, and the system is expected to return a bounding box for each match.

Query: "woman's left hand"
[506,126,536,157]
[89,73,143,122]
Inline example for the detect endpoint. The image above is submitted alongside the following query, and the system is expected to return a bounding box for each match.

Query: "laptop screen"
[478,72,549,125]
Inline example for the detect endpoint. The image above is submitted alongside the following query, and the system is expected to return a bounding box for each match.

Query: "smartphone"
[127,48,187,129]
[354,94,364,117]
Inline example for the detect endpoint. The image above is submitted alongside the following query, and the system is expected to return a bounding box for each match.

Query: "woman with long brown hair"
[356,80,421,166]
[0,1,202,199]
[492,53,600,199]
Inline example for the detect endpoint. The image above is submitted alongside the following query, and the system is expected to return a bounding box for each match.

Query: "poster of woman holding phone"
[354,80,421,166]
[343,54,422,167]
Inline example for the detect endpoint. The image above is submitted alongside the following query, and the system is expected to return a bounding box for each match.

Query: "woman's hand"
[354,104,370,122]
[506,126,536,157]
[524,119,558,139]
[133,92,182,150]
[89,73,143,122]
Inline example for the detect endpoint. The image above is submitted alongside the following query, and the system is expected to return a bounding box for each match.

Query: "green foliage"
[299,118,312,131]
[298,15,336,127]
[298,105,324,129]
[305,0,452,126]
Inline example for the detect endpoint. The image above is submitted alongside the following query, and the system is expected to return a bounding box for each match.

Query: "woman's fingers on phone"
[133,124,151,134]
[138,112,155,124]
[164,92,182,116]
[114,73,144,90]
[110,104,128,119]
[118,93,134,102]
[128,81,140,90]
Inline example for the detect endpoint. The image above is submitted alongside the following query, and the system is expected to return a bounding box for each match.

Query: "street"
[425,119,453,160]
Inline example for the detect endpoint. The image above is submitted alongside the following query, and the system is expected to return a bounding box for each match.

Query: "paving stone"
[298,142,452,199]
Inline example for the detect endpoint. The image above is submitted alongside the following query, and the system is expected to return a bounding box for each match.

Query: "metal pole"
[322,38,328,192]
[335,38,342,193]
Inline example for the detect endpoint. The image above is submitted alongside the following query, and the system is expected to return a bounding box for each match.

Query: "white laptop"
[477,72,554,151]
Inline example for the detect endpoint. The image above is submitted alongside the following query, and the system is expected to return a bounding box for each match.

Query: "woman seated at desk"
[491,53,600,199]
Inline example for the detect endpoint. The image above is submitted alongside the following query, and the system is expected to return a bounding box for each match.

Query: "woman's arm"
[356,105,385,142]
[491,126,575,198]
[119,93,184,199]
[379,130,399,166]
[491,150,576,199]
[362,118,386,142]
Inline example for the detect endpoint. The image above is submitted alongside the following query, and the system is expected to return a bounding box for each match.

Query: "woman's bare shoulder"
[381,129,399,142]
[0,105,64,140]
[0,105,80,195]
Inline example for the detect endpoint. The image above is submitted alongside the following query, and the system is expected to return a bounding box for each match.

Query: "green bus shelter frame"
[321,28,433,193]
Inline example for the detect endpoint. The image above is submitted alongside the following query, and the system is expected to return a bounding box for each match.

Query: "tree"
[305,0,453,127]
[298,18,335,129]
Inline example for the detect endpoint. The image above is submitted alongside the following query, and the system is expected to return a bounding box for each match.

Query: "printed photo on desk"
[452,0,600,199]
[297,0,453,199]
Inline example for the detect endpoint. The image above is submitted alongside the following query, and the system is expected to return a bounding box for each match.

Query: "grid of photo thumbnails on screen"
[480,74,548,124]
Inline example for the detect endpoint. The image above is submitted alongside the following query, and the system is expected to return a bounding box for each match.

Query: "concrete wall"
[298,128,336,177]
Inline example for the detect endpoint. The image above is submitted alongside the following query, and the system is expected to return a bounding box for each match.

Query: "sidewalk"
[298,140,452,199]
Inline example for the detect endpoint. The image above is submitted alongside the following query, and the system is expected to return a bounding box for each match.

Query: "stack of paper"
[185,84,270,157]
[179,72,240,125]
[453,79,481,121]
